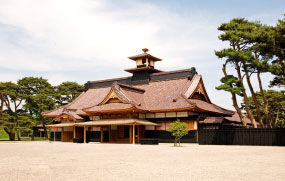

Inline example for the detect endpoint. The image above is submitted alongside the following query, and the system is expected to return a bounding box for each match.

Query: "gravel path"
[0,141,284,181]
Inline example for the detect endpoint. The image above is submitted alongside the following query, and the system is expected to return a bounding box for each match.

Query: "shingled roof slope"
[84,103,135,113]
[133,78,194,111]
[225,112,252,125]
[42,68,233,119]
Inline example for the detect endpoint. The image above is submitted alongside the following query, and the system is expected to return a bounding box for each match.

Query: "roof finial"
[142,48,149,53]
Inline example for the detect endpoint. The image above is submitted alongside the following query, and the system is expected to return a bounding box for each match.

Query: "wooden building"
[42,48,244,144]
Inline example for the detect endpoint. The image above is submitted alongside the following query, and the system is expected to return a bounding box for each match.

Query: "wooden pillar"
[62,127,64,142]
[109,125,111,143]
[40,131,42,138]
[132,124,135,144]
[84,126,86,143]
[129,125,132,143]
[73,126,76,139]
[137,125,140,143]
[101,127,104,143]
[54,131,56,141]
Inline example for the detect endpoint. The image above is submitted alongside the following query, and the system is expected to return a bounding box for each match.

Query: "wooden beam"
[84,126,86,143]
[132,124,135,144]
[101,127,103,143]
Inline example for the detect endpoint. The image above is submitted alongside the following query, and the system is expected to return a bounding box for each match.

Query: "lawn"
[0,129,9,140]
[0,129,48,141]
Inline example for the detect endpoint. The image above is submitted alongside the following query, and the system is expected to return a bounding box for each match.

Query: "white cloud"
[0,0,223,72]
[0,0,281,110]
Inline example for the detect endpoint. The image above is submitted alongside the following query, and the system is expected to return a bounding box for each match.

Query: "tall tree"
[247,24,275,127]
[18,77,55,139]
[215,18,266,127]
[55,81,84,106]
[0,82,33,140]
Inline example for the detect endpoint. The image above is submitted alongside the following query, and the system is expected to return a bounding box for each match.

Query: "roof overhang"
[76,118,158,127]
[54,112,84,121]
[47,123,75,127]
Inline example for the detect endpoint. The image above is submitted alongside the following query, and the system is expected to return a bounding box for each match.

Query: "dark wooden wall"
[198,125,285,146]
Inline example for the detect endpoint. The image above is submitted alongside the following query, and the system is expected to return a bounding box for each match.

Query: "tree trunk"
[257,71,272,127]
[178,138,181,147]
[0,98,3,113]
[235,62,257,128]
[16,129,21,141]
[243,63,263,127]
[9,133,15,141]
[31,130,35,141]
[4,128,15,141]
[41,115,48,139]
[222,64,247,127]
[174,137,177,147]
[274,108,280,127]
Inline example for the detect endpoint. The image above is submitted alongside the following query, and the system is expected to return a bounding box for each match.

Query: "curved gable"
[184,75,211,103]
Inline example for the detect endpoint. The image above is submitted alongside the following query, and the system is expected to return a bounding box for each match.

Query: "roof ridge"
[150,68,195,76]
[86,68,195,85]
[87,76,130,84]
[117,83,145,93]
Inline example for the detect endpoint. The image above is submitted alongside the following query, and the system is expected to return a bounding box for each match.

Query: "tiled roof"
[42,68,233,120]
[187,99,232,116]
[202,113,254,125]
[203,117,224,124]
[76,118,158,126]
[128,52,162,61]
[225,112,252,125]
[84,103,135,113]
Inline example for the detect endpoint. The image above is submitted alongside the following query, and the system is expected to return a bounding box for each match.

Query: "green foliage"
[247,90,285,127]
[18,77,56,116]
[167,119,188,146]
[216,16,284,127]
[218,18,260,47]
[269,16,285,87]
[0,77,84,140]
[0,81,27,140]
[55,81,84,106]
[216,75,244,96]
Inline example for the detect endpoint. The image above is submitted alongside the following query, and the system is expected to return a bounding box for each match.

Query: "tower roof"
[128,48,162,61]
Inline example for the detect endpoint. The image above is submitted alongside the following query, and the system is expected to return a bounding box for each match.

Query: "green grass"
[0,129,9,140]
[0,129,49,141]
[21,137,48,141]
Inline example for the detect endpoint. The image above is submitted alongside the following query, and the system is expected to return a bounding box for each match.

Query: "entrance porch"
[48,118,158,144]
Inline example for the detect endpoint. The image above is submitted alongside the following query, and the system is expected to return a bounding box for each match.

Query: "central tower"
[125,48,162,84]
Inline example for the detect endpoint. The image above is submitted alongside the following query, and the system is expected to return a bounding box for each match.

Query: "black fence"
[198,125,285,146]
[145,130,197,143]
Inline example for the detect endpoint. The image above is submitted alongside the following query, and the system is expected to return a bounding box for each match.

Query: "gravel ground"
[0,141,284,181]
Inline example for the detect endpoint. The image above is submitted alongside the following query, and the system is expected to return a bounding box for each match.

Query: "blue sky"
[0,0,284,110]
